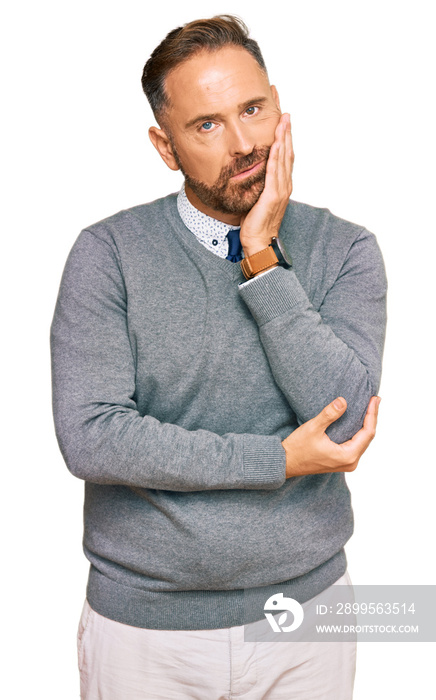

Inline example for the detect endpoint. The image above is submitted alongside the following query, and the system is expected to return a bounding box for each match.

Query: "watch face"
[272,237,292,268]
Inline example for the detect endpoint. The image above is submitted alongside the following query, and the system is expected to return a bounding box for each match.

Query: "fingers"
[356,396,380,440]
[341,396,381,461]
[365,395,381,418]
[264,120,282,179]
[267,113,293,182]
[261,115,293,222]
[279,114,293,197]
[241,111,293,244]
[280,113,293,172]
[284,115,294,181]
[284,396,381,479]
[312,397,348,432]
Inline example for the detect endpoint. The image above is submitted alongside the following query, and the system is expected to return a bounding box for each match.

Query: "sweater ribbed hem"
[243,434,286,488]
[239,267,309,327]
[86,549,347,630]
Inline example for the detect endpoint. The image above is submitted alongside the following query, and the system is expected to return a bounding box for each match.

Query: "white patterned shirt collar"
[177,183,240,259]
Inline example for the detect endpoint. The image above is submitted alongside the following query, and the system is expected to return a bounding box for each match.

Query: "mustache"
[217,147,271,185]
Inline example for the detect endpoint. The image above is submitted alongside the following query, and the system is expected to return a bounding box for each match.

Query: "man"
[51,15,387,700]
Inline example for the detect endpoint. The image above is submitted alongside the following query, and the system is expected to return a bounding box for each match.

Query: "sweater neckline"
[163,194,245,283]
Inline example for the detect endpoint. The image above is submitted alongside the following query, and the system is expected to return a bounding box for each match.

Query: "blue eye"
[201,122,213,131]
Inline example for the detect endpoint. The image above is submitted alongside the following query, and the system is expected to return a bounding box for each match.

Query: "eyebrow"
[184,96,269,130]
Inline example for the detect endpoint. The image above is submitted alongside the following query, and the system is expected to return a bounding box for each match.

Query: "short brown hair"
[141,15,267,123]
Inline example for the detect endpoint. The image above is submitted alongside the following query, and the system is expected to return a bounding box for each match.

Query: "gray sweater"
[51,194,387,630]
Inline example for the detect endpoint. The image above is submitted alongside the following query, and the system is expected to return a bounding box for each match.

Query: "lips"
[231,159,265,181]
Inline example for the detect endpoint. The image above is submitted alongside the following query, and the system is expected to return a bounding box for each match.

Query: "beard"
[171,141,270,216]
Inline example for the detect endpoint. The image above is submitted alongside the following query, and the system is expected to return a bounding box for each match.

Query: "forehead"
[164,46,271,124]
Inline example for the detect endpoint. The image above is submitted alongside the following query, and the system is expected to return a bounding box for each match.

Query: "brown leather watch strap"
[240,245,279,279]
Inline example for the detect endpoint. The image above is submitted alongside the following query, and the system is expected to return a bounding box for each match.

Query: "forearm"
[237,111,386,441]
[239,237,387,443]
[51,394,285,491]
[50,230,286,492]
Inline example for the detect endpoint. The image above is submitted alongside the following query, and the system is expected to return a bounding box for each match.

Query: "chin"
[183,161,267,217]
[220,178,266,215]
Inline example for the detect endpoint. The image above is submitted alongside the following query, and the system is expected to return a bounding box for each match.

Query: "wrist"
[240,245,278,280]
[242,237,274,258]
[240,236,292,280]
[252,263,278,277]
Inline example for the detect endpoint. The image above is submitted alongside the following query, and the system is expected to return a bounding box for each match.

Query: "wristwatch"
[240,236,292,280]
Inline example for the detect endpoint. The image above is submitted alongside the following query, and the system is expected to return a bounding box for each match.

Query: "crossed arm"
[282,395,380,478]
[51,116,385,489]
[239,112,384,478]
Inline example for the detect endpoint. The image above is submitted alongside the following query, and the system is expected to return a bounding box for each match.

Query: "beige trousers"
[78,572,356,699]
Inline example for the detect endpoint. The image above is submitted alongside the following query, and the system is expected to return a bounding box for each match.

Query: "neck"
[184,183,241,226]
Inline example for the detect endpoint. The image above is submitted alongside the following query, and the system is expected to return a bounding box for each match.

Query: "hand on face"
[239,113,294,257]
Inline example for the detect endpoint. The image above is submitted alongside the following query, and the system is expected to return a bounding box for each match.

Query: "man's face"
[158,46,281,223]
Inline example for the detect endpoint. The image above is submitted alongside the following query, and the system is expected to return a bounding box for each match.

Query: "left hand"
[282,396,380,478]
[240,113,294,257]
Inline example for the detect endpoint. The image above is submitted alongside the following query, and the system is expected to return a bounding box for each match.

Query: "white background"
[3,0,435,697]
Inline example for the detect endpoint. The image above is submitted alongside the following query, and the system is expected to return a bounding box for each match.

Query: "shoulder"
[280,199,386,302]
[282,199,372,250]
[65,193,180,271]
[281,198,384,263]
[81,193,179,245]
[59,193,179,283]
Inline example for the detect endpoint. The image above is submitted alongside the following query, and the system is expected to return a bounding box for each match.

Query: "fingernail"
[334,398,344,410]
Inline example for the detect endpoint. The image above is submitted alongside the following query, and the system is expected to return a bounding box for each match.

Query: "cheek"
[180,148,224,183]
[257,113,281,143]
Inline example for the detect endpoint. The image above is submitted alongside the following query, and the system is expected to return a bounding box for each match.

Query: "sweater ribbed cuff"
[239,267,309,327]
[243,434,286,489]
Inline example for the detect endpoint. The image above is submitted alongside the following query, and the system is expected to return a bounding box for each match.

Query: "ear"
[270,85,281,112]
[148,126,180,171]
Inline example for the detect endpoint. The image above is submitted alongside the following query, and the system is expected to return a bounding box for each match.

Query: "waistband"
[86,549,347,630]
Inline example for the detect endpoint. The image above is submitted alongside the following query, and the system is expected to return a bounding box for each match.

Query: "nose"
[226,121,255,157]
